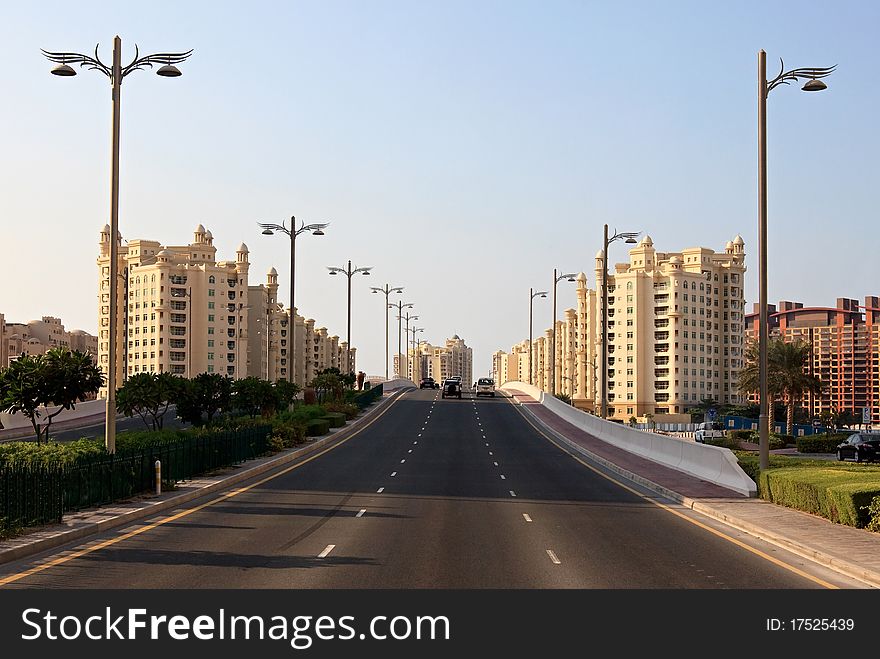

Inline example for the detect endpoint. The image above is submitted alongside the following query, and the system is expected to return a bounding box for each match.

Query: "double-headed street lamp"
[400,312,419,381]
[600,225,639,420]
[390,300,414,377]
[259,217,328,385]
[550,269,578,396]
[328,261,373,374]
[371,284,404,380]
[409,326,425,382]
[756,51,834,470]
[528,288,548,385]
[42,37,192,454]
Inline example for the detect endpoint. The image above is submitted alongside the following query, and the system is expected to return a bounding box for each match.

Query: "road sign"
[708,408,717,420]
[864,407,872,424]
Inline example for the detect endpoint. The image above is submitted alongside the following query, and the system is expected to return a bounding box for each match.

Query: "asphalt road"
[0,390,863,588]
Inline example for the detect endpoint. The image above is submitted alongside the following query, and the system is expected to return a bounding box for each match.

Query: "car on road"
[420,377,439,389]
[836,432,880,463]
[475,377,495,397]
[694,421,725,444]
[441,378,462,399]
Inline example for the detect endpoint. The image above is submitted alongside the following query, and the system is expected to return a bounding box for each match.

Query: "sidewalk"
[505,388,880,588]
[0,390,406,566]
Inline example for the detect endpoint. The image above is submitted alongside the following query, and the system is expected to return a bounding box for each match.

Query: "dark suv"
[441,379,462,399]
[420,377,438,389]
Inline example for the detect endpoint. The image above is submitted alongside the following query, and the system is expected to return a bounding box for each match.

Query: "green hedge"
[796,433,850,454]
[730,429,755,442]
[323,412,347,428]
[759,467,880,528]
[305,418,331,437]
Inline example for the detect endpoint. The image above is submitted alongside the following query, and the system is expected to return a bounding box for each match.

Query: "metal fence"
[1,425,270,536]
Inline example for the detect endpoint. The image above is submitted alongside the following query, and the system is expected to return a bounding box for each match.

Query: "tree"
[176,373,233,426]
[0,348,104,443]
[309,372,345,403]
[116,372,179,430]
[274,379,301,410]
[233,377,279,418]
[738,338,822,435]
[686,397,721,423]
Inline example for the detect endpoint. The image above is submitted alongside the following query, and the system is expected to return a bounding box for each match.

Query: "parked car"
[420,377,438,389]
[475,377,495,397]
[441,378,462,399]
[836,432,880,463]
[694,421,725,444]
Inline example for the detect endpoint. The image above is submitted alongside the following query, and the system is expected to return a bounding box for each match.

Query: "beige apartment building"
[401,335,473,385]
[97,224,352,397]
[1,315,98,368]
[745,296,880,425]
[494,236,747,421]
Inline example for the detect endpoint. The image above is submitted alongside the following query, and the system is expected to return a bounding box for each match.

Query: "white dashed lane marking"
[356,509,366,518]
[377,487,384,493]
[546,550,561,565]
[391,471,397,477]
[318,545,336,559]
[509,490,517,497]
[523,514,532,522]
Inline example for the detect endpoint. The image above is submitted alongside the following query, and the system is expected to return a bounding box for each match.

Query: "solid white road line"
[546,549,561,565]
[356,509,366,518]
[377,487,385,493]
[391,471,397,477]
[318,545,336,559]
[523,514,532,522]
[509,490,517,497]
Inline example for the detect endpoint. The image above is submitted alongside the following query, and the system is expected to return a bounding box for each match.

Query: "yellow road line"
[507,397,838,590]
[0,393,406,587]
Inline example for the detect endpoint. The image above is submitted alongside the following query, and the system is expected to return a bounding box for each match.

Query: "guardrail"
[501,382,756,496]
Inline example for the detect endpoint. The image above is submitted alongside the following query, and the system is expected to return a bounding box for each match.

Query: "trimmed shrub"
[864,496,880,533]
[323,412,347,428]
[730,429,755,442]
[796,433,849,454]
[323,401,359,420]
[774,433,796,447]
[768,435,788,450]
[758,467,880,527]
[305,418,331,437]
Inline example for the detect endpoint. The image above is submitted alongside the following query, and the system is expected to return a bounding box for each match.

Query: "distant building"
[1,315,97,368]
[745,296,880,425]
[404,335,473,385]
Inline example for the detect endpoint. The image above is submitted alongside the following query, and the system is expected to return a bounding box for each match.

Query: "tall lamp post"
[757,51,834,470]
[328,260,373,374]
[401,312,419,381]
[259,217,328,385]
[409,326,425,382]
[600,225,639,420]
[371,284,404,380]
[42,37,192,453]
[528,288,548,385]
[550,269,578,396]
[390,300,414,377]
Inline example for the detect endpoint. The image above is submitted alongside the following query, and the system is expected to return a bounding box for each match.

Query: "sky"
[1,1,878,378]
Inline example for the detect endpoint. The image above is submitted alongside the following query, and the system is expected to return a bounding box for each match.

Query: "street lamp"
[390,300,414,377]
[400,312,419,381]
[600,225,639,420]
[258,216,328,385]
[550,269,578,396]
[409,326,425,382]
[371,284,404,380]
[42,37,192,454]
[328,260,373,374]
[528,288,548,385]
[757,51,834,470]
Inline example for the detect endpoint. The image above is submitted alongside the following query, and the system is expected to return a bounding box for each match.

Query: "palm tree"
[738,338,822,435]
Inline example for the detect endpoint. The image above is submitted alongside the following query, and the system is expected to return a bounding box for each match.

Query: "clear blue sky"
[1,1,877,377]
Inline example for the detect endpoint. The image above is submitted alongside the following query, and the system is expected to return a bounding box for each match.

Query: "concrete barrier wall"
[380,378,417,392]
[0,398,107,431]
[502,382,756,496]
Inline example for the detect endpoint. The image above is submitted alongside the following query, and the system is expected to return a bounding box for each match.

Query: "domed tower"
[204,229,213,246]
[732,235,745,261]
[99,224,112,256]
[267,266,278,306]
[235,242,250,276]
[193,224,206,244]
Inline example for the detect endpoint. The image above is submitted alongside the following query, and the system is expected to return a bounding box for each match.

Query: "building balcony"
[654,381,670,390]
[170,288,187,298]
[169,275,187,285]
[655,357,669,366]
[654,393,670,402]
[654,294,669,303]
[655,331,669,341]
[655,343,669,353]
[654,306,669,315]
[655,368,669,377]
[655,319,669,328]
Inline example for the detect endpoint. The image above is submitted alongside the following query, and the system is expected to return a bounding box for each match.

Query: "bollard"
[154,459,161,496]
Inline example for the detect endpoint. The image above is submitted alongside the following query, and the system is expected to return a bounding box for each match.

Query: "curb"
[0,389,410,567]
[512,397,880,589]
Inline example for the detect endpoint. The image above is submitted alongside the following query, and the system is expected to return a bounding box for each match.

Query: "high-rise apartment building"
[96,224,353,396]
[494,236,747,421]
[745,297,880,425]
[404,335,473,385]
